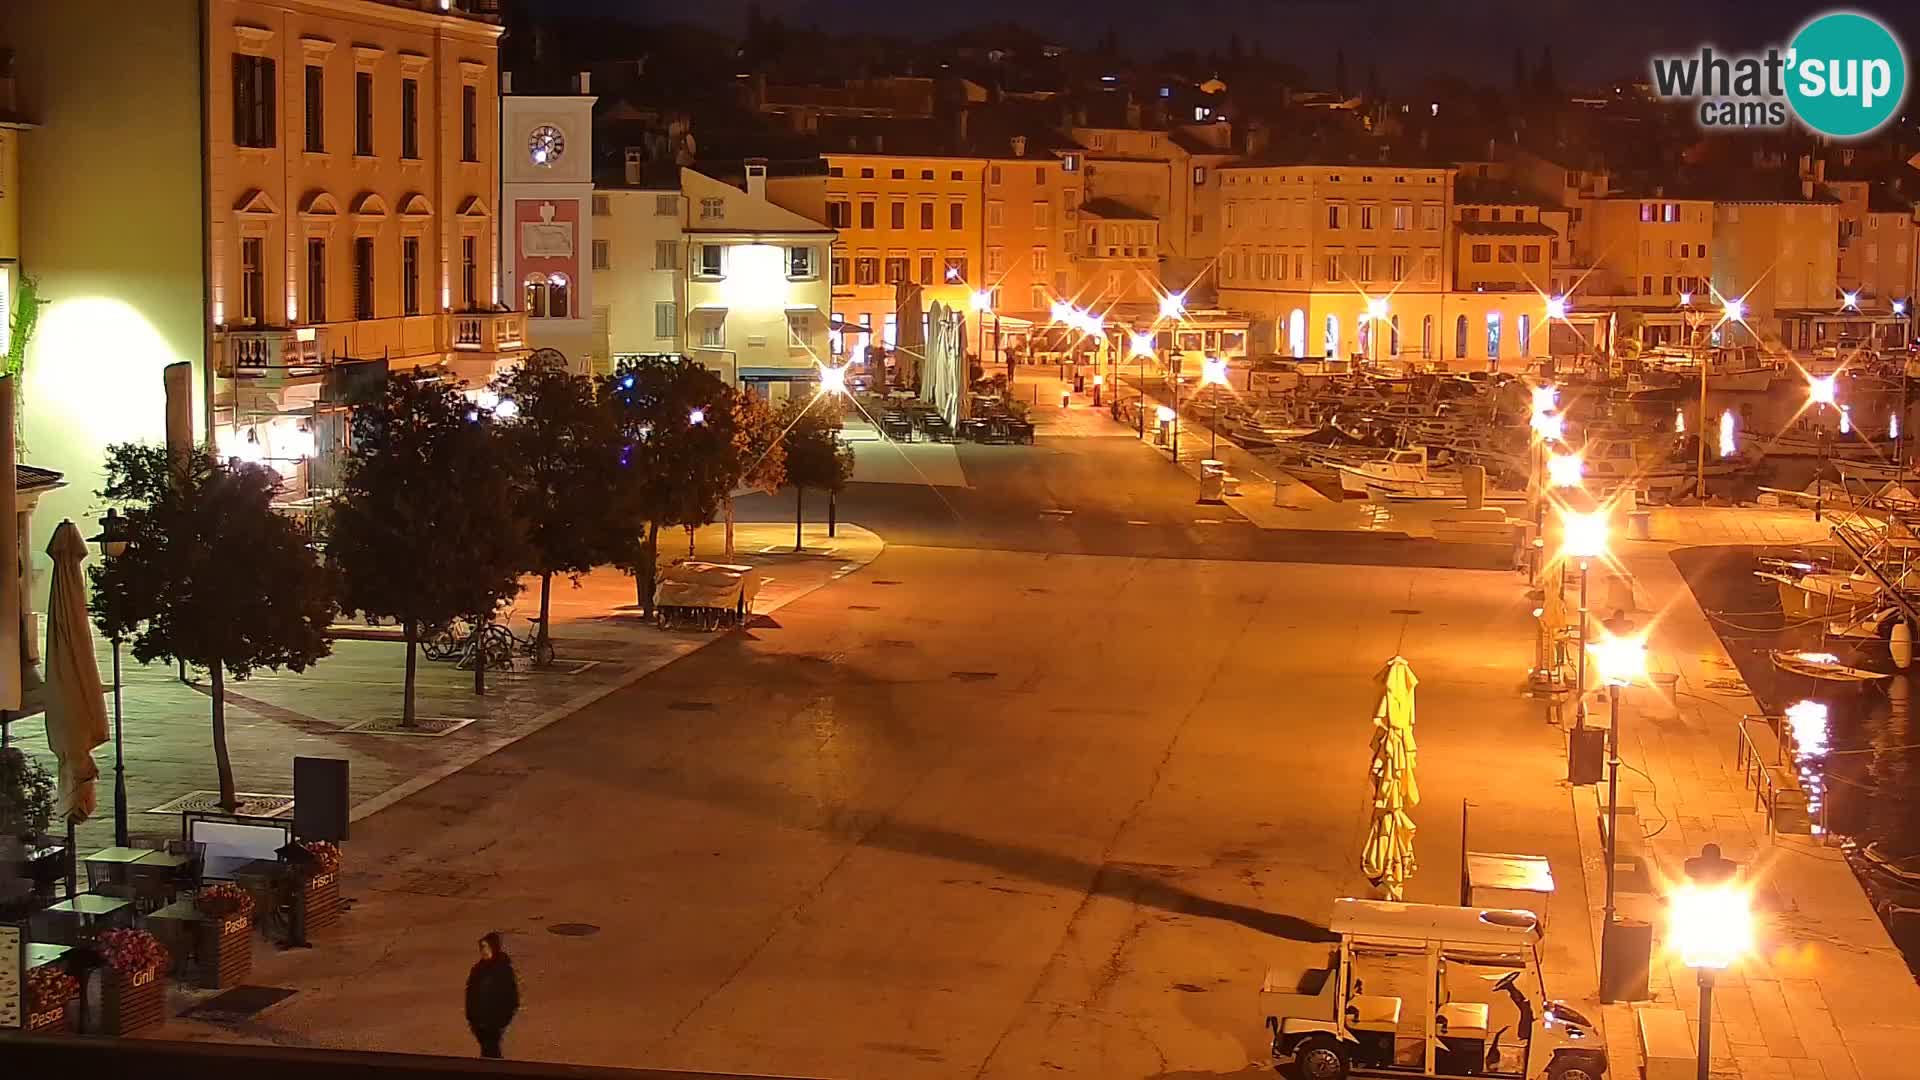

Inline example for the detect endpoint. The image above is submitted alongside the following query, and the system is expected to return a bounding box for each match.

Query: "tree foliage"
[493,349,616,644]
[328,375,524,723]
[779,397,854,547]
[89,443,335,809]
[599,357,740,612]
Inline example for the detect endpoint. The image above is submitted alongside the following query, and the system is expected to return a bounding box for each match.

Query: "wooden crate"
[194,915,254,989]
[101,967,166,1036]
[297,871,341,935]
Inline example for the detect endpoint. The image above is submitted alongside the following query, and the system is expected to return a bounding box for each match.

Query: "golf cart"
[1262,899,1605,1080]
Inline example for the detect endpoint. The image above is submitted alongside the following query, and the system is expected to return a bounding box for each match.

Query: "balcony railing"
[221,327,328,378]
[452,309,528,354]
[367,0,500,21]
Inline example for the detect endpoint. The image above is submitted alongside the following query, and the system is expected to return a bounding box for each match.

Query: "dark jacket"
[465,954,519,1030]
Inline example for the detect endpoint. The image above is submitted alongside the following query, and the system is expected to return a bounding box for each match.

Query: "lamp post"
[1201,355,1230,459]
[1171,355,1183,462]
[1673,844,1749,1080]
[89,508,132,848]
[1561,508,1609,731]
[971,289,992,378]
[1589,629,1647,1001]
[1809,374,1837,522]
[1366,297,1388,369]
[1131,332,1155,439]
[1528,384,1560,583]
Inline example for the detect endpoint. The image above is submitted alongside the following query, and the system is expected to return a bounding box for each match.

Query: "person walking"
[465,931,519,1058]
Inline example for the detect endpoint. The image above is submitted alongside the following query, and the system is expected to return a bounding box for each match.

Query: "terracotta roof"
[1457,221,1559,237]
[18,465,64,492]
[1079,197,1156,220]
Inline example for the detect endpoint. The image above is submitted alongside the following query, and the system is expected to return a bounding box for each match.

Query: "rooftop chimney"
[1010,135,1027,158]
[744,158,768,200]
[625,148,644,185]
[501,70,513,95]
[575,70,591,95]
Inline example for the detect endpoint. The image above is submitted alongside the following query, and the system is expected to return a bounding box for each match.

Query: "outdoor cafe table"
[26,943,71,969]
[82,847,151,866]
[47,893,134,931]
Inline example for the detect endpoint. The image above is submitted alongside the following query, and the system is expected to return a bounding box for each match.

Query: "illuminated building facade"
[502,74,595,370]
[678,165,834,399]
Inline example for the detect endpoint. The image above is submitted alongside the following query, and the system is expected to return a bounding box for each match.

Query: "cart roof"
[1332,899,1541,948]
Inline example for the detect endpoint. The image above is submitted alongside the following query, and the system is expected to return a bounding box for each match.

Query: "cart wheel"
[1547,1055,1603,1080]
[1291,1036,1347,1080]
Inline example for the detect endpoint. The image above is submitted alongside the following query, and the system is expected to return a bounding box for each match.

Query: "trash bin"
[1627,510,1652,540]
[1199,459,1226,502]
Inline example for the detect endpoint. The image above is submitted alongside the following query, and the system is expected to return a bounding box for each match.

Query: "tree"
[90,444,334,811]
[493,349,615,655]
[600,357,740,616]
[780,397,854,551]
[724,392,787,557]
[329,375,524,725]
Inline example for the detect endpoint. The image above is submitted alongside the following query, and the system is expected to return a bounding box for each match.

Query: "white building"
[501,75,596,370]
[594,154,685,364]
[678,164,834,400]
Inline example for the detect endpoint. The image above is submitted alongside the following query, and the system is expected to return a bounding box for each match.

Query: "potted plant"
[0,747,54,841]
[295,840,343,934]
[191,883,256,988]
[24,966,79,1034]
[96,928,170,1035]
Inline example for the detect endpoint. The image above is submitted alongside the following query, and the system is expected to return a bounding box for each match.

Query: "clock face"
[528,125,565,167]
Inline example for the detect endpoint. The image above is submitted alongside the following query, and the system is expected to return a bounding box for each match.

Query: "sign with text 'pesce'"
[0,923,21,1028]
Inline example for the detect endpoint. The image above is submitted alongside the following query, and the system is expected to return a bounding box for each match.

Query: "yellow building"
[1072,123,1236,290]
[1215,160,1549,370]
[1076,198,1162,306]
[1451,182,1555,293]
[768,140,1086,362]
[1712,190,1839,349]
[679,165,833,399]
[593,174,685,361]
[1830,177,1914,311]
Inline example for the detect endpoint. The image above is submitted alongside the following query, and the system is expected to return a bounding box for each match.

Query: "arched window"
[1422,315,1434,358]
[1325,313,1340,358]
[548,273,571,319]
[1486,312,1502,364]
[1389,315,1401,356]
[1289,308,1307,357]
[1454,314,1468,359]
[1357,320,1370,358]
[524,272,572,320]
[523,273,549,318]
[1518,313,1532,355]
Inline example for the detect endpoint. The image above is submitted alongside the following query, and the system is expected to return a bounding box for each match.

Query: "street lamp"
[1201,355,1230,459]
[1809,374,1838,521]
[971,290,993,375]
[1673,844,1749,1080]
[688,407,706,426]
[1588,629,1647,1002]
[1561,509,1609,728]
[1547,451,1584,489]
[1546,295,1569,320]
[1131,332,1156,438]
[89,508,132,849]
[1159,291,1186,321]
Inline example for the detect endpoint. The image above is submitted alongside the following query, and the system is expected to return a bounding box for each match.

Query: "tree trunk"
[795,487,805,551]
[210,663,237,812]
[473,611,488,697]
[402,619,418,728]
[538,571,553,650]
[686,524,695,558]
[724,495,736,557]
[640,522,660,618]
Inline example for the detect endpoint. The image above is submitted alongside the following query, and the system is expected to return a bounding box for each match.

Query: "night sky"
[537,0,1920,90]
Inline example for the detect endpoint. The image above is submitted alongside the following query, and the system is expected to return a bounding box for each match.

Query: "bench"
[1637,1006,1695,1080]
[1346,994,1403,1033]
[1436,1001,1489,1038]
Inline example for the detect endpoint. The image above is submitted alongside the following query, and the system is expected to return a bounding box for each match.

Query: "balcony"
[219,326,329,379]
[366,0,501,22]
[452,309,528,354]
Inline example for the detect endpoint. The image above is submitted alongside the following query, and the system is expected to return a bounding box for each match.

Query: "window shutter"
[262,59,276,147]
[233,55,251,144]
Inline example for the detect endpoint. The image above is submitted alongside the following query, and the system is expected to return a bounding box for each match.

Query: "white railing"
[222,327,327,377]
[452,310,528,352]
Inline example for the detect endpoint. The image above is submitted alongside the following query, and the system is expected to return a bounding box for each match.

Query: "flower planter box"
[101,967,166,1036]
[25,1000,76,1034]
[296,871,341,935]
[194,914,254,989]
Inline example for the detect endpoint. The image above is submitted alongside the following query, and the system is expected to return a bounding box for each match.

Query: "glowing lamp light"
[1159,292,1187,320]
[1842,290,1861,311]
[1546,295,1568,319]
[945,265,962,282]
[1676,407,1686,434]
[1546,451,1584,489]
[971,290,993,313]
[1896,299,1909,316]
[1130,332,1156,358]
[1050,300,1074,324]
[1530,385,1558,415]
[1155,405,1176,423]
[816,363,848,396]
[1720,409,1738,458]
[1679,291,1694,307]
[689,407,706,425]
[1531,411,1565,443]
[1840,405,1852,435]
[493,398,520,420]
[1670,880,1753,971]
[1201,356,1230,386]
[1893,412,1901,440]
[1808,374,1838,408]
[1366,296,1389,321]
[1722,297,1745,322]
[1560,509,1609,561]
[1587,632,1648,687]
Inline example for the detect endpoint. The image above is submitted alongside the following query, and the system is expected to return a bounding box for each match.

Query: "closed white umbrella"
[1362,656,1420,900]
[42,520,108,822]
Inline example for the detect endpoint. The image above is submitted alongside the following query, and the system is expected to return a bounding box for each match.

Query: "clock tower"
[500,72,596,372]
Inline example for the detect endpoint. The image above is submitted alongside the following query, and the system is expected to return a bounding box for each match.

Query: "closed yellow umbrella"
[42,520,108,822]
[1362,656,1419,899]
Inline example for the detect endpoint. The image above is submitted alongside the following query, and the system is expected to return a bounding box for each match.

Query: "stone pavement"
[3,522,883,854]
[1564,519,1920,1080]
